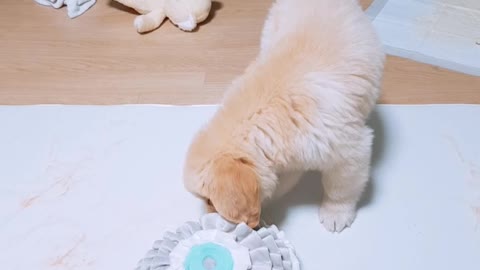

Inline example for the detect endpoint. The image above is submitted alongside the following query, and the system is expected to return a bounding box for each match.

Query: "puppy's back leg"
[318,126,373,232]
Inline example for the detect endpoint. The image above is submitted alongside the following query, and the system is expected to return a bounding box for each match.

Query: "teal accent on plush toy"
[184,243,234,270]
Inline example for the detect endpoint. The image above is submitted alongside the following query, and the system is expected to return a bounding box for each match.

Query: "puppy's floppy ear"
[208,156,261,228]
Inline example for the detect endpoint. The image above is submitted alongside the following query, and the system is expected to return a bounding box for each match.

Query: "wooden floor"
[0,0,479,105]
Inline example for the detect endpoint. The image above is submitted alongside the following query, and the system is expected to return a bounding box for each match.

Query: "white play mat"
[0,104,479,270]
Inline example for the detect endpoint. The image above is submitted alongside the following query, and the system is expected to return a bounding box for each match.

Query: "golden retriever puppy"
[183,0,385,232]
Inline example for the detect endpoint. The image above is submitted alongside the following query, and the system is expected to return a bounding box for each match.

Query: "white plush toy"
[34,0,96,19]
[113,0,212,33]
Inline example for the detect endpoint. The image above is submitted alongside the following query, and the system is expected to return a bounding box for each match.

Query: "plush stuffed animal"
[113,0,212,33]
[34,0,96,19]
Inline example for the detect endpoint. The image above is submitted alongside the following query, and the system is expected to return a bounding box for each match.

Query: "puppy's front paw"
[318,203,356,233]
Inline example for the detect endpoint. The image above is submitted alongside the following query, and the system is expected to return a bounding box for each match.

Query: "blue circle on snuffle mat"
[184,243,234,270]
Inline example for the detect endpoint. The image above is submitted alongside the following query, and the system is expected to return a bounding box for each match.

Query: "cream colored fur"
[183,0,385,232]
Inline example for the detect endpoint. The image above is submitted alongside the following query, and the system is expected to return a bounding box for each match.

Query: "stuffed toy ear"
[164,0,198,31]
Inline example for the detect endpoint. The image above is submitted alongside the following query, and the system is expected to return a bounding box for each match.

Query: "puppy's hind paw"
[318,203,356,233]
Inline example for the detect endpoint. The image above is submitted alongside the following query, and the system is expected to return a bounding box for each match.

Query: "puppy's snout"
[247,216,260,228]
